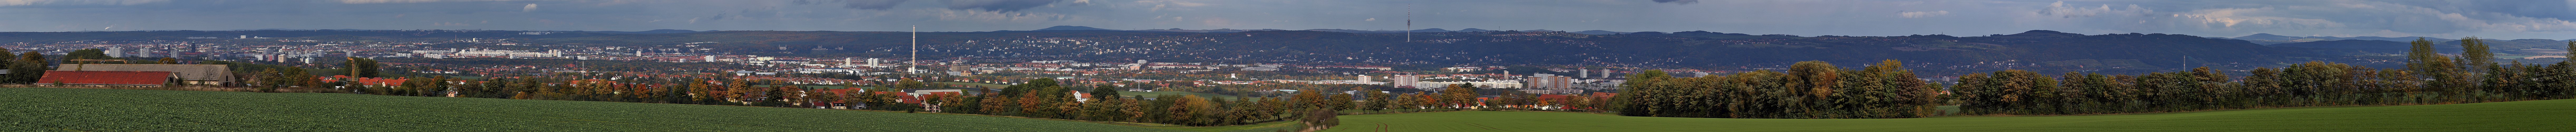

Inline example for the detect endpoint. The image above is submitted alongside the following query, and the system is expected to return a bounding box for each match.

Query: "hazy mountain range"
[2239,33,2574,55]
[1029,26,1631,35]
[2223,33,2574,46]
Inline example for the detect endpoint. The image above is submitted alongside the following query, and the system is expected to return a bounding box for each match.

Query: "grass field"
[0,88,1182,131]
[1118,91,1245,100]
[1328,99,2576,131]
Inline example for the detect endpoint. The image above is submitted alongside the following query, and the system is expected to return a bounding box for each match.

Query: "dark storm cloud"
[944,0,1061,12]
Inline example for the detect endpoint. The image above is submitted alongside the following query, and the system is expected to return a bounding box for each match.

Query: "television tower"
[909,26,919,74]
[1405,4,1413,42]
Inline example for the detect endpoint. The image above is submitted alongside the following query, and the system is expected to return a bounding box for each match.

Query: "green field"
[0,88,1182,131]
[1327,100,2576,131]
[1118,91,1245,100]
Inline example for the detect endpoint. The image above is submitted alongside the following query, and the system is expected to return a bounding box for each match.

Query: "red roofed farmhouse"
[34,71,177,87]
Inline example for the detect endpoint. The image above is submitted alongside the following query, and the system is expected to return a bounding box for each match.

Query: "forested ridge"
[1613,39,2576,118]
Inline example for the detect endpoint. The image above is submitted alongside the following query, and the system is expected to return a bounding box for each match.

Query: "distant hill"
[2443,39,2573,54]
[2232,32,2569,54]
[1033,26,1115,31]
[575,29,706,34]
[2232,33,2305,40]
[1125,28,1283,33]
[2015,30,2081,35]
[1571,30,1628,35]
[2225,33,2471,45]
[1023,26,1642,35]
[1300,29,1398,33]
[2269,40,2443,54]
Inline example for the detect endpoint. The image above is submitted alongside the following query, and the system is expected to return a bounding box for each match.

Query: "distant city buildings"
[452,49,562,58]
[1298,65,1394,70]
[1389,75,1422,88]
[1529,73,1574,89]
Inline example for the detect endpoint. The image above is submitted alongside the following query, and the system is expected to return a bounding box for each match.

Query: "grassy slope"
[0,88,1179,132]
[1329,100,2576,131]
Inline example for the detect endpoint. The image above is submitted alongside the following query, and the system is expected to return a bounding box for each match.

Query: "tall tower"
[1405,4,1413,42]
[909,26,920,74]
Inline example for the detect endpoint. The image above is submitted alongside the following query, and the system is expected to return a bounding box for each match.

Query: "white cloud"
[2174,8,2341,29]
[1202,17,1235,26]
[924,8,1078,22]
[1137,0,1207,12]
[522,3,537,12]
[2037,1,2150,18]
[1365,18,1376,21]
[1898,11,1948,18]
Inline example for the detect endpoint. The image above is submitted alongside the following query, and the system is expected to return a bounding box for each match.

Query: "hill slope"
[0,88,1179,132]
[1326,99,2576,131]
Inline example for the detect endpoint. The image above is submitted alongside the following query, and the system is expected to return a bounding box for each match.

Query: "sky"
[3,0,2574,39]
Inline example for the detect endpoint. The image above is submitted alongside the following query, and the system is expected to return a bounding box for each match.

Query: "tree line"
[1953,38,2573,115]
[1616,38,2575,118]
[1610,60,1945,119]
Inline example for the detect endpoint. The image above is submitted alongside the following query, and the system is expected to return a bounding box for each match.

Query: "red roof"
[35,71,172,86]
